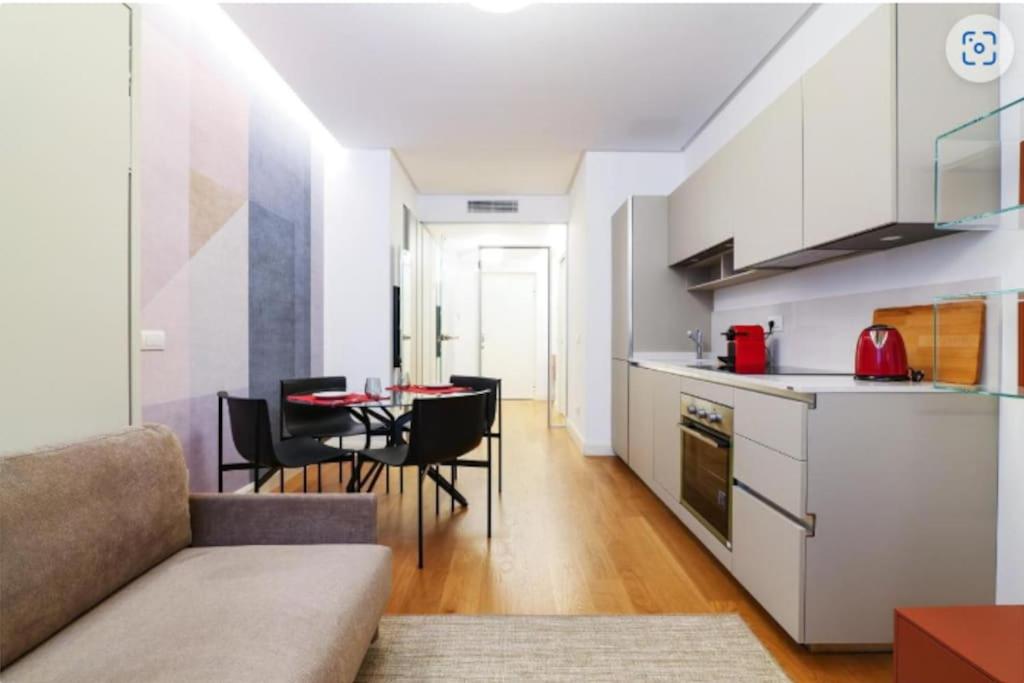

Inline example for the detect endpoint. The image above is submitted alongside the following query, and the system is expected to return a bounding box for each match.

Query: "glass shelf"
[934,96,1023,231]
[933,288,1023,399]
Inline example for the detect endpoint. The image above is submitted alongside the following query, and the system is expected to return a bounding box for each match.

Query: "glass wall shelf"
[933,288,1023,399]
[934,96,1023,231]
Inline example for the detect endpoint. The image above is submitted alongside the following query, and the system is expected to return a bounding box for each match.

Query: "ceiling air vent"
[467,199,519,214]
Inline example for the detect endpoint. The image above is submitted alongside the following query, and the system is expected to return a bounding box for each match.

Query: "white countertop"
[629,355,944,401]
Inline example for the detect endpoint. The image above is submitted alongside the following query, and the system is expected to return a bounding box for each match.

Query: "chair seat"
[359,444,410,467]
[275,437,346,468]
[2,545,392,683]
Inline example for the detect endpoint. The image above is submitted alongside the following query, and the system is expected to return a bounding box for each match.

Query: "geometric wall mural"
[139,7,322,491]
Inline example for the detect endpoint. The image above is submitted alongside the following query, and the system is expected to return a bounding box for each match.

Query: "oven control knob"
[697,409,708,419]
[708,412,722,423]
[687,404,698,415]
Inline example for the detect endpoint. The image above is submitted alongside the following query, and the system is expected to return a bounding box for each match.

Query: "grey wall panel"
[248,95,312,444]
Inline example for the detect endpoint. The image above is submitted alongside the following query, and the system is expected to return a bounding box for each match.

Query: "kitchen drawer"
[732,485,807,642]
[679,377,733,407]
[734,389,806,459]
[734,435,806,518]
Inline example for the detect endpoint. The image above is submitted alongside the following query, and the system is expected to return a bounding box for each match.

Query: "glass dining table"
[284,386,476,498]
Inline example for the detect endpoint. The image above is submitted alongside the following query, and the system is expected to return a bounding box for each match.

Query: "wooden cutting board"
[872,300,985,384]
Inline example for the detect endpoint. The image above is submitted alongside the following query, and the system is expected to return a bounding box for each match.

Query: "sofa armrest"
[189,493,377,547]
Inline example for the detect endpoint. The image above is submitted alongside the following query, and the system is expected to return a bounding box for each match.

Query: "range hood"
[677,222,961,290]
[753,221,961,269]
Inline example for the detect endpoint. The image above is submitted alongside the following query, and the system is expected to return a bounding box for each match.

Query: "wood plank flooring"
[283,400,891,682]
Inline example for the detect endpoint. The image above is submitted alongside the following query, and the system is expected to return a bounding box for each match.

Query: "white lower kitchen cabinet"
[611,359,629,462]
[732,485,807,642]
[651,370,682,501]
[732,388,998,646]
[626,365,999,648]
[627,366,655,486]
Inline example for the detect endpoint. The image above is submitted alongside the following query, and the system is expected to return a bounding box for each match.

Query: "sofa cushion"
[0,424,191,667]
[2,544,392,683]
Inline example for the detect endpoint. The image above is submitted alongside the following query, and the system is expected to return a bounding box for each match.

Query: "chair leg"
[303,466,308,493]
[435,466,440,516]
[450,464,456,512]
[279,468,285,493]
[254,467,260,494]
[417,467,425,569]
[487,438,492,538]
[400,467,404,493]
[386,465,390,494]
[498,434,503,494]
[317,463,323,493]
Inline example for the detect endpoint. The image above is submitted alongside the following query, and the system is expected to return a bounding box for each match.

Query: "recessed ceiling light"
[471,0,532,13]
[880,235,903,242]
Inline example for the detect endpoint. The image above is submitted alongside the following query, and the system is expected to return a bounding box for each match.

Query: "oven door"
[680,419,732,547]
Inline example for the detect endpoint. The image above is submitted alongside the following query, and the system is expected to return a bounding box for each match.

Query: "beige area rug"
[356,615,791,682]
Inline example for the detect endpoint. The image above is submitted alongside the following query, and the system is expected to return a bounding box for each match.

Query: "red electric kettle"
[854,324,922,381]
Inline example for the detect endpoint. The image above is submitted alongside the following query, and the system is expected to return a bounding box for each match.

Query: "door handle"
[439,334,459,341]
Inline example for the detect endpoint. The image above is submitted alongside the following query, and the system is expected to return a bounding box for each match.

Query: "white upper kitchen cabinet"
[668,139,738,265]
[802,4,998,249]
[732,82,803,270]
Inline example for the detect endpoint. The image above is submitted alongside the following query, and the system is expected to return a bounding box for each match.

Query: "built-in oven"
[679,394,734,548]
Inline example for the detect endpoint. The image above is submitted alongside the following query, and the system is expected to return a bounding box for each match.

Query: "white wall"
[417,193,570,224]
[566,152,690,454]
[322,148,394,390]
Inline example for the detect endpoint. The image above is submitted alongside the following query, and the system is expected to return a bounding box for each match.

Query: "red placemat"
[288,392,376,407]
[387,385,470,395]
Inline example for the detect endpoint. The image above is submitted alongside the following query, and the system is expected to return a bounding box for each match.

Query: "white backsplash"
[710,277,1000,374]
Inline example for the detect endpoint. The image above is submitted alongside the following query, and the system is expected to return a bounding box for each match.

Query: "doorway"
[480,253,544,400]
[414,223,568,427]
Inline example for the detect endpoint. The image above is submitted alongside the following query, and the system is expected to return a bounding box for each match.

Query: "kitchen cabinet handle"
[679,424,729,449]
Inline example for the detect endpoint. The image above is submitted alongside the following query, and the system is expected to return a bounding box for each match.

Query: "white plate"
[423,383,453,389]
[313,390,350,399]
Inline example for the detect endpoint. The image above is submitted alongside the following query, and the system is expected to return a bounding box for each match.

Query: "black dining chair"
[450,375,503,492]
[355,392,489,568]
[279,376,390,491]
[217,391,345,494]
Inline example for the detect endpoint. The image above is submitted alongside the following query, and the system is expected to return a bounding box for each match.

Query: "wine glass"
[365,377,383,398]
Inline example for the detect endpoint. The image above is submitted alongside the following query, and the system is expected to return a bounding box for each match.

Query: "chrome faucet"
[687,329,704,360]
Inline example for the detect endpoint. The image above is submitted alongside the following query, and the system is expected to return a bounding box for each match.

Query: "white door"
[481,272,537,399]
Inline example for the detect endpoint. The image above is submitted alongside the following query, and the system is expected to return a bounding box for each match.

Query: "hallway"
[284,401,891,683]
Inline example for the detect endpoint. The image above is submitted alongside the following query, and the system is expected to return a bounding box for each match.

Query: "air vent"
[467,199,519,214]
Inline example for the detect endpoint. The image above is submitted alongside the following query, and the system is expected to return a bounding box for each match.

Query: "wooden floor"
[283,400,891,682]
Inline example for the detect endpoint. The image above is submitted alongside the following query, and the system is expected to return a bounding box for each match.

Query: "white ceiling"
[224,3,809,195]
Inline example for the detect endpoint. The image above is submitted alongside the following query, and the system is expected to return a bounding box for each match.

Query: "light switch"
[141,329,166,351]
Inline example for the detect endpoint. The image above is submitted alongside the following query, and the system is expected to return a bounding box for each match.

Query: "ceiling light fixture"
[880,235,904,242]
[470,0,532,14]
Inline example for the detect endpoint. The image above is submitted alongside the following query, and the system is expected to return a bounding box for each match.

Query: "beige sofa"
[0,424,391,682]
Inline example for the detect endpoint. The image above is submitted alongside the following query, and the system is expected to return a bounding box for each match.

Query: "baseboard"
[567,420,615,457]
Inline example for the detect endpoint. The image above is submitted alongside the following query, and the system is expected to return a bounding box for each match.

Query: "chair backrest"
[449,375,499,431]
[279,376,354,439]
[219,392,278,467]
[407,392,488,467]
